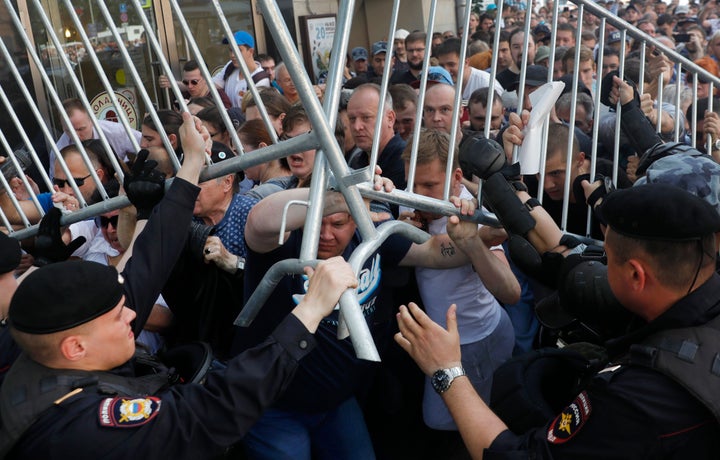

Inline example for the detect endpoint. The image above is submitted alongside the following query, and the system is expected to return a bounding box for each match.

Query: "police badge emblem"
[99,397,162,428]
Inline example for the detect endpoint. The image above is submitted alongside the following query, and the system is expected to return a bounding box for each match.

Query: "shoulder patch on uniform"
[98,397,161,428]
[547,391,592,444]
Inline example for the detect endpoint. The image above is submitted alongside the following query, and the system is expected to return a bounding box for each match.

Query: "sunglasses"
[52,174,92,188]
[96,215,119,228]
[182,79,201,86]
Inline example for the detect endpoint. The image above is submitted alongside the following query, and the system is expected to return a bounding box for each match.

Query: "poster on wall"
[299,14,336,83]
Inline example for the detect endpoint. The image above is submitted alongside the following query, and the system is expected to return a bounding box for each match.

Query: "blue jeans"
[243,397,376,460]
[422,309,515,430]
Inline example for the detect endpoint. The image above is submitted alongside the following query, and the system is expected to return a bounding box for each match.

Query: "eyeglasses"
[52,174,92,188]
[182,79,201,86]
[96,215,119,228]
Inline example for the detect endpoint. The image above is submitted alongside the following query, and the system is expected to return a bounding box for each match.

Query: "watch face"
[432,369,451,393]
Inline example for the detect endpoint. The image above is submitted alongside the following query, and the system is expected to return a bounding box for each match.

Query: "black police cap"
[598,183,720,241]
[0,232,21,274]
[9,261,125,334]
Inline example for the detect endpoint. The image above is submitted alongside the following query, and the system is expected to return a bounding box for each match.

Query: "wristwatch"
[431,366,466,394]
[236,256,245,272]
[713,139,720,151]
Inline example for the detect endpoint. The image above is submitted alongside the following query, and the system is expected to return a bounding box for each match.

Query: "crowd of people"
[2,0,720,458]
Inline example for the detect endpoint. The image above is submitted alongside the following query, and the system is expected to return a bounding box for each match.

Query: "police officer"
[0,232,22,384]
[0,256,357,459]
[394,183,720,458]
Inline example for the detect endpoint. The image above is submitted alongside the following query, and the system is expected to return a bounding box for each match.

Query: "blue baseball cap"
[352,47,368,62]
[372,41,388,56]
[411,66,454,88]
[223,30,255,48]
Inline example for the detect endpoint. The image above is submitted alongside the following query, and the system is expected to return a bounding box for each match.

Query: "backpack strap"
[252,70,270,84]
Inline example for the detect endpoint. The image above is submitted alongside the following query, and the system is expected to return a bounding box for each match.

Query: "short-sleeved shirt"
[196,192,259,258]
[463,67,505,100]
[234,229,412,411]
[213,61,271,109]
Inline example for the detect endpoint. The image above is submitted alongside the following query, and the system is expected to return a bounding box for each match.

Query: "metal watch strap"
[445,366,465,382]
[434,366,466,394]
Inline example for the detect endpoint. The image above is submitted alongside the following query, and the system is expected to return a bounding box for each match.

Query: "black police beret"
[9,261,125,334]
[598,183,720,241]
[0,232,21,274]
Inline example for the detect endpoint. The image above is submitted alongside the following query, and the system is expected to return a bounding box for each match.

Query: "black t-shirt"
[234,229,412,411]
[348,134,407,190]
[496,68,519,92]
[391,69,419,86]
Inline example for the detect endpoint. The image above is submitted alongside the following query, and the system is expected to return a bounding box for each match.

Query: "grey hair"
[555,92,594,121]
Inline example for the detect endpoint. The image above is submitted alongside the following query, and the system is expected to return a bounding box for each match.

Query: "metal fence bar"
[483,0,505,141]
[254,0,383,359]
[0,15,89,206]
[209,0,278,146]
[443,0,473,201]
[560,14,584,232]
[59,0,138,182]
[26,0,116,198]
[369,0,401,185]
[406,0,439,194]
[126,0,186,171]
[166,0,240,160]
[94,0,182,172]
[5,0,720,359]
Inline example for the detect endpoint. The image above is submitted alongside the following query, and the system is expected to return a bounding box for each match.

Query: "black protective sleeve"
[619,99,663,156]
[121,178,201,334]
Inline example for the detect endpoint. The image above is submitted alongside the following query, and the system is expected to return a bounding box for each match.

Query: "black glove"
[33,207,86,267]
[124,149,165,220]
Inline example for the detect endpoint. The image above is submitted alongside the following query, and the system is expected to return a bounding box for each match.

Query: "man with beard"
[496,30,536,91]
[391,31,426,85]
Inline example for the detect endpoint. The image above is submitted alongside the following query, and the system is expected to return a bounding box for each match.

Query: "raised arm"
[120,113,208,332]
[244,188,347,254]
[446,205,520,304]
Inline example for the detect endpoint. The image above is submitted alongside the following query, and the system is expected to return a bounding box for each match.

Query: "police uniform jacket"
[1,178,317,458]
[485,273,720,459]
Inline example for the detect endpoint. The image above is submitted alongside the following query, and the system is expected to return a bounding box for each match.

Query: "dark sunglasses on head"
[182,79,201,86]
[96,215,119,228]
[52,174,92,188]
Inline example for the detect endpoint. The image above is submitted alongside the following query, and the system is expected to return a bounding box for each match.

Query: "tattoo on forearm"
[440,242,456,257]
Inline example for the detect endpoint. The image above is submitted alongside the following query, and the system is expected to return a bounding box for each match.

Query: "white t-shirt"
[213,61,271,108]
[413,186,503,344]
[463,67,505,100]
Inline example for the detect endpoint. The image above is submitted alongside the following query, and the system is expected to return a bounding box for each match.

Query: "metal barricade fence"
[510,0,720,236]
[1,0,717,359]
